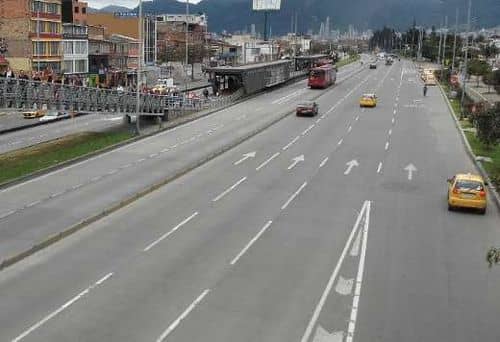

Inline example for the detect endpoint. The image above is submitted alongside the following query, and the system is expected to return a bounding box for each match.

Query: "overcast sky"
[86,0,201,9]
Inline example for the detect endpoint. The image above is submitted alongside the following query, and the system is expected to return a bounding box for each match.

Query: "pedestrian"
[423,84,428,97]
[203,88,209,99]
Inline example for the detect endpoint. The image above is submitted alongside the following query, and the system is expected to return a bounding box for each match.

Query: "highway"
[0,58,498,342]
[0,112,124,153]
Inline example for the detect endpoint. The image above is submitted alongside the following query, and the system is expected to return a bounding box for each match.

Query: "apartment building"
[0,0,63,72]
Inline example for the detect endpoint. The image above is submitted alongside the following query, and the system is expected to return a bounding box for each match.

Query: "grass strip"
[0,130,134,185]
[337,54,360,68]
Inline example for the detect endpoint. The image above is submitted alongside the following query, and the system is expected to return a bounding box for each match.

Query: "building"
[62,23,88,74]
[62,0,87,25]
[156,13,207,64]
[0,0,63,72]
[87,25,111,82]
[87,12,156,65]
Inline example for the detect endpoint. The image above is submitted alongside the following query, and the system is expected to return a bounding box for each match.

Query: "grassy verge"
[441,83,500,189]
[0,130,134,185]
[337,54,360,68]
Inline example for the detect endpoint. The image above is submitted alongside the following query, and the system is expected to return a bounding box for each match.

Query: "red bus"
[308,64,337,89]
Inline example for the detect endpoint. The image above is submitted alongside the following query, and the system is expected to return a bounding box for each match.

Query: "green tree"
[468,59,491,87]
[483,70,500,94]
[473,103,500,149]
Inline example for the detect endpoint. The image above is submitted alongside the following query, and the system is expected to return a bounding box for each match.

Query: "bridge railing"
[0,77,244,117]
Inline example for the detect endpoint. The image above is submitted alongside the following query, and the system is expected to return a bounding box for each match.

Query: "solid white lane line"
[337,138,343,146]
[26,200,42,208]
[346,201,371,342]
[319,157,329,168]
[385,142,390,150]
[377,162,383,174]
[156,289,210,342]
[0,209,16,220]
[230,221,273,265]
[302,124,315,136]
[281,181,307,210]
[315,118,321,124]
[256,152,280,171]
[12,273,113,342]
[300,200,370,342]
[143,212,199,252]
[282,136,300,150]
[212,177,247,202]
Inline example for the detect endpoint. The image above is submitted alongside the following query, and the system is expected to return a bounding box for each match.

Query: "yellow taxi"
[23,109,46,119]
[447,173,487,214]
[359,93,377,107]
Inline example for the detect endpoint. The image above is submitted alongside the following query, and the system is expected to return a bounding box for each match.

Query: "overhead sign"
[253,0,281,11]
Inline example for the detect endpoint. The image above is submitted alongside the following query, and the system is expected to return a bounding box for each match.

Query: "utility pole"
[460,0,471,119]
[451,8,458,72]
[441,16,448,80]
[185,0,190,89]
[37,10,41,72]
[135,0,143,134]
[437,22,443,64]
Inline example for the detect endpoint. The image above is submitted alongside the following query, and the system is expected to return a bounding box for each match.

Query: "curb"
[0,60,364,271]
[438,82,500,211]
[0,112,92,135]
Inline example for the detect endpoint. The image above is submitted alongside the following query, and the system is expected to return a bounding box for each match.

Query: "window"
[63,60,73,74]
[82,7,86,14]
[63,41,73,55]
[32,1,44,13]
[74,41,87,55]
[74,6,79,13]
[75,59,88,73]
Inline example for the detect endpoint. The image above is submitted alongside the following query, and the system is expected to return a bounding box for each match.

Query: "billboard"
[253,0,281,11]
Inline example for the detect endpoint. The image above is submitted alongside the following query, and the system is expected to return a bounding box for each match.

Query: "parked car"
[23,109,46,119]
[39,110,70,122]
[369,63,377,69]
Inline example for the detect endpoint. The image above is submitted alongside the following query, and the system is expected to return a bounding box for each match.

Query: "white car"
[39,110,70,122]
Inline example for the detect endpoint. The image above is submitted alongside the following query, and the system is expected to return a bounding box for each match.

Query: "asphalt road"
[0,58,498,342]
[0,112,125,154]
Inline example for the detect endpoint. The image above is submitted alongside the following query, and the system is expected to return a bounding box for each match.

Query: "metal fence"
[0,77,244,115]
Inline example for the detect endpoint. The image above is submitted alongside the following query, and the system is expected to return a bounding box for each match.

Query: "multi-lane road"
[0,58,499,342]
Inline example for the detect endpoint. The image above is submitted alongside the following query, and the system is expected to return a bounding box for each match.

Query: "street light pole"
[135,0,143,134]
[451,8,458,72]
[37,10,41,72]
[460,0,471,119]
[185,0,189,91]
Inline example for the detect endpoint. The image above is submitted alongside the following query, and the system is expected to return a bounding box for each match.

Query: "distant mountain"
[137,0,499,34]
[96,5,132,13]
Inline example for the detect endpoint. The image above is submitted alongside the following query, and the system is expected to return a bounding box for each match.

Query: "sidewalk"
[464,76,500,105]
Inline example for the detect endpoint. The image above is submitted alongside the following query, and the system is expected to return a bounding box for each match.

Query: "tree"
[473,103,500,149]
[483,70,500,94]
[467,59,491,87]
[482,43,499,60]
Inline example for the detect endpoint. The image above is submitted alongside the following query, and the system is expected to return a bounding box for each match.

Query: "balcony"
[31,12,61,21]
[30,32,62,39]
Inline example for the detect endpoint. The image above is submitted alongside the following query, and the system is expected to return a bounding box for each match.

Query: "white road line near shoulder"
[347,125,352,133]
[143,212,199,252]
[212,177,247,202]
[346,201,372,342]
[391,117,395,124]
[12,272,113,342]
[338,138,343,146]
[0,209,16,220]
[388,129,392,136]
[256,152,280,171]
[385,141,390,150]
[282,136,300,151]
[156,289,210,342]
[281,181,307,210]
[230,221,273,265]
[300,201,370,342]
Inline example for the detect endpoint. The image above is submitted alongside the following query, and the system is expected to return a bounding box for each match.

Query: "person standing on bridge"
[423,84,428,97]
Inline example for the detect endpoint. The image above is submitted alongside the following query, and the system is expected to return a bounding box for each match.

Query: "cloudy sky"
[86,0,201,9]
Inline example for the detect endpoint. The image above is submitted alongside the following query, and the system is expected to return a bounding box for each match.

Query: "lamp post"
[185,0,189,92]
[135,0,143,134]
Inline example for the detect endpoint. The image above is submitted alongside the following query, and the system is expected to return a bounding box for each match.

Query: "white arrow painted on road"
[344,159,359,175]
[404,163,418,180]
[312,326,344,342]
[288,155,305,170]
[234,152,256,166]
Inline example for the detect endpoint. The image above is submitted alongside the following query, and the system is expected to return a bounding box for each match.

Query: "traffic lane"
[354,63,500,342]
[0,113,124,154]
[1,62,376,341]
[0,62,370,223]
